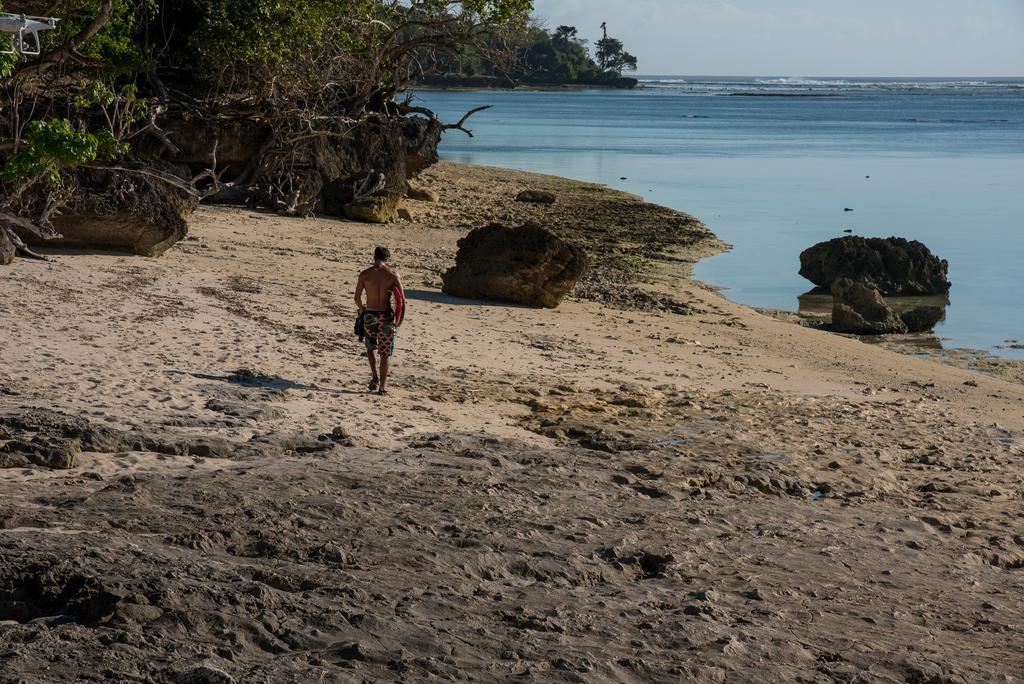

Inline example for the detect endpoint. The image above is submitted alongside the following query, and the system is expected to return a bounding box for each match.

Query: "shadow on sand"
[32,246,138,258]
[405,289,530,309]
[164,370,366,396]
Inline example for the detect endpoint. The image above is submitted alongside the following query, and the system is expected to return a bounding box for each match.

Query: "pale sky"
[531,0,1024,77]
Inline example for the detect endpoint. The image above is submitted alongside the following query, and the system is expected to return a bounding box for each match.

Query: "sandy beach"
[2,162,1023,682]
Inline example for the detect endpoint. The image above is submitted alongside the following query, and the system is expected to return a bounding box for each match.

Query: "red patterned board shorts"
[363,310,397,357]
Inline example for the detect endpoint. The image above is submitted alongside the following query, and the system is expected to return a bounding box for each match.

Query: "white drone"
[0,13,59,56]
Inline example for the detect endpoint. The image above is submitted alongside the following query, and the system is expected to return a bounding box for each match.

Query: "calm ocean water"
[414,77,1024,358]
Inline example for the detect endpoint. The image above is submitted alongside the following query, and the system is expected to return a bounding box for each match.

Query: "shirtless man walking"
[354,246,405,394]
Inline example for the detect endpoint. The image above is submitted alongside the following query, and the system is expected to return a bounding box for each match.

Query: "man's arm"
[354,272,365,312]
[390,271,406,325]
[392,271,405,300]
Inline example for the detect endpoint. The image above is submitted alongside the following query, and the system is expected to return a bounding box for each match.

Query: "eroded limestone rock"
[516,190,557,205]
[16,166,197,257]
[800,236,950,296]
[343,195,399,224]
[406,181,439,203]
[442,222,588,308]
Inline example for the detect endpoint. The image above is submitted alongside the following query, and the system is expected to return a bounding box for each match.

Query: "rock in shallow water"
[901,305,946,333]
[441,222,588,308]
[830,278,907,335]
[800,236,950,296]
[829,278,946,335]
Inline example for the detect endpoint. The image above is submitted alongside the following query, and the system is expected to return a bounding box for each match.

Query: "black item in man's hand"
[355,312,365,341]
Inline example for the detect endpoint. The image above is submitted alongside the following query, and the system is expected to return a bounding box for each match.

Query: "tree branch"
[1,225,52,261]
[0,211,61,240]
[123,112,182,156]
[442,105,492,137]
[13,0,115,79]
[397,103,438,119]
[352,171,385,202]
[84,159,225,199]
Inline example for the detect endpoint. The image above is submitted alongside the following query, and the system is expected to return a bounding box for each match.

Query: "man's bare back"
[355,265,399,312]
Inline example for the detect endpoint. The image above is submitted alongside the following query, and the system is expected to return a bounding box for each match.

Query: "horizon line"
[632,74,1024,79]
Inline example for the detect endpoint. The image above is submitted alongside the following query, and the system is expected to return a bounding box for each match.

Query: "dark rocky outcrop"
[50,166,196,256]
[831,278,907,335]
[442,222,589,308]
[901,305,946,333]
[0,408,353,470]
[800,236,951,296]
[4,112,442,262]
[12,164,197,257]
[156,114,274,176]
[155,112,442,222]
[516,190,556,204]
[830,278,946,335]
[318,174,374,216]
[0,409,239,469]
[0,228,14,265]
[307,117,440,219]
[0,434,78,469]
[0,410,110,469]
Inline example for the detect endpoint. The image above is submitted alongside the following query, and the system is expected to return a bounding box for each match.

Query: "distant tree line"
[433,21,638,86]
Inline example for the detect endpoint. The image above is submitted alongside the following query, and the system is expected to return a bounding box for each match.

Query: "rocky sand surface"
[1,162,1023,682]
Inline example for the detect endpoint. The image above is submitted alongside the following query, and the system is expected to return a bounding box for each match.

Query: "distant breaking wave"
[903,117,1010,124]
[756,77,850,86]
[637,76,1024,93]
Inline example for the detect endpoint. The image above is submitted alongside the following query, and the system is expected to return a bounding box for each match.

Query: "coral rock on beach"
[800,236,951,296]
[321,172,401,223]
[442,222,588,307]
[342,195,399,223]
[406,180,439,202]
[15,166,196,257]
[516,189,557,204]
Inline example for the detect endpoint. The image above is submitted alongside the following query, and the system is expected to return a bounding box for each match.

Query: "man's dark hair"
[374,246,391,262]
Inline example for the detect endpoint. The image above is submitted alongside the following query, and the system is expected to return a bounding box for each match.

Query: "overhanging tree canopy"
[0,0,533,261]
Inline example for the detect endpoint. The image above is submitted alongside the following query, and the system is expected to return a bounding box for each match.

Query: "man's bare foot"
[377,388,388,396]
[368,377,379,391]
